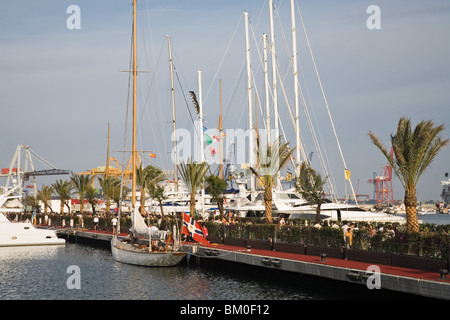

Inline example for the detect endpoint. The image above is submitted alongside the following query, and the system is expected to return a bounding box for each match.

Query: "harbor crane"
[368,146,394,206]
[0,145,69,198]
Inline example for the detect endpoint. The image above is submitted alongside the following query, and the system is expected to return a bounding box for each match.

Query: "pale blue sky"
[1,0,449,202]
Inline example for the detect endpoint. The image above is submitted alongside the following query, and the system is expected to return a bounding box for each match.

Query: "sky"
[0,0,450,202]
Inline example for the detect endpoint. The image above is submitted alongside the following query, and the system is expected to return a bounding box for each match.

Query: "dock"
[57,228,450,300]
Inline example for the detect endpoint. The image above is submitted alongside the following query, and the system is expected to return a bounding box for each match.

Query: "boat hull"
[111,239,187,267]
[0,221,65,247]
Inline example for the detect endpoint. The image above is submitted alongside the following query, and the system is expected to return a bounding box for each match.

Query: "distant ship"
[440,172,450,213]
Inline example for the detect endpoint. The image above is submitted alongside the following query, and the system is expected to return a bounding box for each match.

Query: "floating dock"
[57,228,450,300]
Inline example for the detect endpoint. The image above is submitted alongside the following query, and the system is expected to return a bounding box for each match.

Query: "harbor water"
[0,243,371,300]
[2,214,448,303]
[0,244,433,302]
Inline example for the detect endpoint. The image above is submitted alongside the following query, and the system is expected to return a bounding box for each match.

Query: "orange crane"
[368,147,394,206]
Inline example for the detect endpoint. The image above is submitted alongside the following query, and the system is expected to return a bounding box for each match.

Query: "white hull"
[111,238,187,267]
[274,201,406,223]
[0,219,65,247]
[285,210,406,223]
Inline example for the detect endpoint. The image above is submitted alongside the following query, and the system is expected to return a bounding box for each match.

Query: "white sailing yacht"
[110,0,186,267]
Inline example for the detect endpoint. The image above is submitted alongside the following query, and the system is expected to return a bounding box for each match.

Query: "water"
[0,242,426,302]
[415,213,450,226]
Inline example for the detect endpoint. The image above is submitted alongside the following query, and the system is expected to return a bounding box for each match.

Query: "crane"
[0,145,69,197]
[368,146,394,206]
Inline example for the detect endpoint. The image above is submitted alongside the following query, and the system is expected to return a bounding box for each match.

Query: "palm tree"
[136,164,164,216]
[205,175,227,220]
[250,136,295,224]
[179,158,209,218]
[369,117,449,232]
[70,173,93,214]
[37,185,54,214]
[23,195,40,213]
[52,179,73,214]
[98,176,120,214]
[295,163,327,224]
[85,185,98,216]
[152,185,167,219]
[107,177,128,211]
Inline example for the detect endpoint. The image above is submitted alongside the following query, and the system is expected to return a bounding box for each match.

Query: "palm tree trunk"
[159,202,165,219]
[405,190,419,232]
[64,202,71,215]
[190,193,196,218]
[218,199,224,220]
[264,186,272,223]
[106,197,110,215]
[315,204,322,224]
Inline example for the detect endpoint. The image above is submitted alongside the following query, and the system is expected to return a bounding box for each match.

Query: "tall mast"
[263,33,270,145]
[219,78,223,179]
[198,70,205,214]
[132,0,137,208]
[291,0,301,176]
[269,0,280,189]
[166,34,178,191]
[244,11,255,198]
[106,121,110,179]
[269,0,279,141]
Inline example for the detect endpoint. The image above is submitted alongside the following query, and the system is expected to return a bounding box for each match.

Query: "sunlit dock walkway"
[57,228,450,300]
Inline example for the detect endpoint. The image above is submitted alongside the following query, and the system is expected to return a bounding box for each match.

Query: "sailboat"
[110,0,186,267]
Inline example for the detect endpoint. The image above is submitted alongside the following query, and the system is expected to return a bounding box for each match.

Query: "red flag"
[182,212,210,245]
[149,152,156,158]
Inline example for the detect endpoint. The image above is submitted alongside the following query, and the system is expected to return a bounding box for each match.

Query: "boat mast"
[291,0,301,176]
[244,11,255,199]
[132,0,137,208]
[106,122,110,179]
[198,70,205,215]
[269,0,281,189]
[166,34,178,191]
[219,78,223,179]
[263,34,271,146]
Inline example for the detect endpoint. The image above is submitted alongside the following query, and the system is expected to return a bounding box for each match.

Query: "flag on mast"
[345,169,351,180]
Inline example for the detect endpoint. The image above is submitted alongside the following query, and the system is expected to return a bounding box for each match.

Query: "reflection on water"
[1,243,316,300]
[0,241,428,300]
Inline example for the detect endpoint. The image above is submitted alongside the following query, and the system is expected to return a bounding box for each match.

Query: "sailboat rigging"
[110,0,187,267]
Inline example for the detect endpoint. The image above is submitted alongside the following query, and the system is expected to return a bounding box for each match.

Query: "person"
[345,226,353,248]
[341,222,349,236]
[112,216,118,235]
[93,215,99,230]
[369,224,376,237]
[279,217,286,226]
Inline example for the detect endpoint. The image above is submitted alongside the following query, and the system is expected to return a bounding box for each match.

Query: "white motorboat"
[0,185,65,247]
[273,197,406,223]
[225,186,406,223]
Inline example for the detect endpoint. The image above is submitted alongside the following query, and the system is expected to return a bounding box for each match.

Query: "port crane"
[368,146,394,206]
[0,145,69,198]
